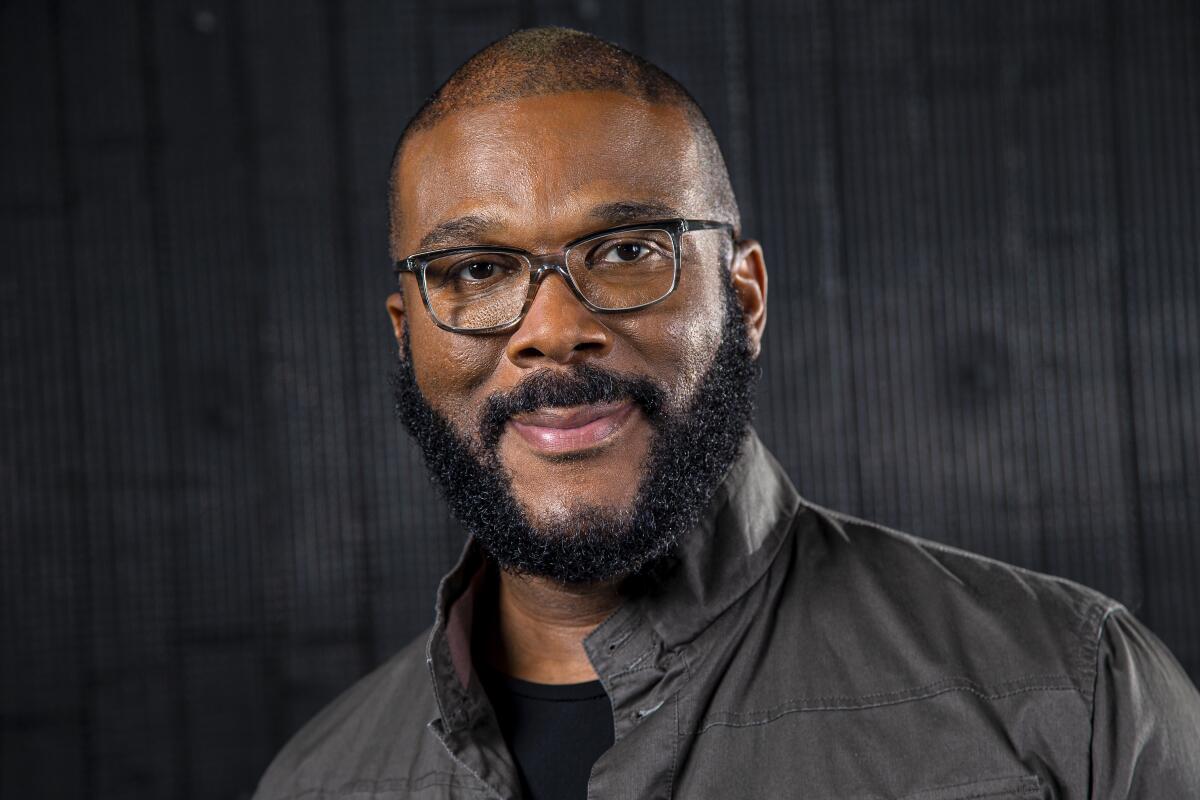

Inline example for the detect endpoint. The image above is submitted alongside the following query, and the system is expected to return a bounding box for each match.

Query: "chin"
[519,491,636,530]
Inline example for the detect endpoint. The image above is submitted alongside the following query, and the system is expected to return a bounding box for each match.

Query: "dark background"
[3,0,1197,797]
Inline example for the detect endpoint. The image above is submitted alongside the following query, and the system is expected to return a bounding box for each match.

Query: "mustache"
[478,364,668,450]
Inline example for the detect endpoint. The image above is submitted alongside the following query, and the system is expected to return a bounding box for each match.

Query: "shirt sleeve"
[1089,606,1200,797]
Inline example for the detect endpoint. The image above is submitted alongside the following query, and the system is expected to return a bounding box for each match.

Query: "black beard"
[389,282,759,585]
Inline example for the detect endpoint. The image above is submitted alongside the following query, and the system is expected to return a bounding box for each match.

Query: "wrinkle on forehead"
[393,91,707,255]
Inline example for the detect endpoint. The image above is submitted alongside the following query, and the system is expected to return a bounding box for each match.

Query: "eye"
[455,259,504,282]
[599,240,658,263]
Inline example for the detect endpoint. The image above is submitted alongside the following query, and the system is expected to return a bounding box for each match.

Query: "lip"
[508,401,636,455]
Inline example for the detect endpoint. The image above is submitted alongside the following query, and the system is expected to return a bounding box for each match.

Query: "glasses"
[393,218,734,334]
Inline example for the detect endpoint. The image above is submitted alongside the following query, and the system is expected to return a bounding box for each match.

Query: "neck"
[478,568,623,684]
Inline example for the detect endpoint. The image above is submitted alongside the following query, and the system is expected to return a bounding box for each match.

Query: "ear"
[729,238,767,359]
[386,291,407,352]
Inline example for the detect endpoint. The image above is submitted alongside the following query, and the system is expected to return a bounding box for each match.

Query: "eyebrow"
[417,214,499,251]
[587,200,684,225]
[414,199,686,252]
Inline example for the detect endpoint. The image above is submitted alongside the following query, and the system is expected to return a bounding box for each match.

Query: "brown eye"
[614,243,644,261]
[461,261,497,281]
[601,241,653,263]
[451,259,515,283]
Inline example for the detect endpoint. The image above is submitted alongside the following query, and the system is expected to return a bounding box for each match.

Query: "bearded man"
[254,27,1200,800]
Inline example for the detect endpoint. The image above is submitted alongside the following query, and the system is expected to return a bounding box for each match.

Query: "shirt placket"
[582,605,690,800]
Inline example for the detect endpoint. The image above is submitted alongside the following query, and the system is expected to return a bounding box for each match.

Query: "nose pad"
[529,260,572,290]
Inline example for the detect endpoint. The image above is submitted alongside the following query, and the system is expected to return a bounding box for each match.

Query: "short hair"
[388,27,741,242]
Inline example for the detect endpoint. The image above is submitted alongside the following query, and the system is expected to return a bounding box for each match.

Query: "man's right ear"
[386,292,407,350]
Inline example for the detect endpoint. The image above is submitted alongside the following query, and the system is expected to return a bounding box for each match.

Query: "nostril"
[515,344,546,361]
[515,338,602,362]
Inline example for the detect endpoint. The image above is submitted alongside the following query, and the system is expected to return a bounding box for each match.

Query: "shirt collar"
[628,430,802,649]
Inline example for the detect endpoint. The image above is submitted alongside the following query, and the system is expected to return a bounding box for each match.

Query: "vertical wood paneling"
[1,2,88,796]
[831,0,1138,603]
[1113,0,1200,673]
[54,0,183,795]
[745,0,863,513]
[147,0,279,795]
[235,0,366,753]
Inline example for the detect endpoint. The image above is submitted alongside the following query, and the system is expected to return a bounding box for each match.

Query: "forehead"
[393,90,704,253]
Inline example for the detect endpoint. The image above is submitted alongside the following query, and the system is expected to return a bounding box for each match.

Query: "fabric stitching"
[426,723,505,800]
[608,642,659,679]
[280,772,488,799]
[666,692,679,799]
[689,678,1078,734]
[897,773,1041,799]
[807,502,1121,615]
[592,609,636,653]
[806,499,1121,706]
[711,672,1069,709]
[1085,605,1120,800]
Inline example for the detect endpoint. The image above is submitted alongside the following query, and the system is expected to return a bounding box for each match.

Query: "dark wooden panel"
[149,0,264,651]
[530,0,635,45]
[1113,0,1200,675]
[832,0,1139,605]
[51,0,181,795]
[237,0,363,645]
[146,1,279,796]
[180,643,271,799]
[744,0,863,513]
[1,2,87,797]
[230,1,370,773]
[0,718,87,798]
[1008,0,1137,602]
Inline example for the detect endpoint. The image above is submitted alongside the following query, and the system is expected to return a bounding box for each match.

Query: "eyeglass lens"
[421,227,676,330]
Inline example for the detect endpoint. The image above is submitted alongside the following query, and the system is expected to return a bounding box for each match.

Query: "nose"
[504,268,614,367]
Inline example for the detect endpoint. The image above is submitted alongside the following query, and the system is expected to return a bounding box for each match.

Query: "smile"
[507,401,638,455]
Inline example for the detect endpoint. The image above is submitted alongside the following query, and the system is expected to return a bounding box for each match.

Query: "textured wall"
[2,1,1197,797]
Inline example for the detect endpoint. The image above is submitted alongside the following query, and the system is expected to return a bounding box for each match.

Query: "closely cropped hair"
[389,27,740,238]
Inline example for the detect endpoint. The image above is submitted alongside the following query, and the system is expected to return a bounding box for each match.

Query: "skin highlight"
[386,90,766,683]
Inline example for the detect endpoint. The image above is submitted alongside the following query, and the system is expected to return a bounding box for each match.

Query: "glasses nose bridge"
[526,247,576,291]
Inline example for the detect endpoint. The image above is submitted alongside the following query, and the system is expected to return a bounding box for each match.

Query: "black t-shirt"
[479,666,614,800]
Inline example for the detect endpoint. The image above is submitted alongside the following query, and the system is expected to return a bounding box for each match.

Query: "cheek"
[661,313,721,398]
[409,325,503,422]
[625,270,726,409]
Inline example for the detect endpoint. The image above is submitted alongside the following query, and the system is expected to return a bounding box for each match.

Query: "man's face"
[387,90,766,581]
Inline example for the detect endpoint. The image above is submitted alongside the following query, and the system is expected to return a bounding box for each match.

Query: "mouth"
[507,401,638,456]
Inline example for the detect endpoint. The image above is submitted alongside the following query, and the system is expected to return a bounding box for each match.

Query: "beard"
[389,280,759,585]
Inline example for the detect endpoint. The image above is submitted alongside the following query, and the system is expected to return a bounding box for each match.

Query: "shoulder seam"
[801,498,1126,701]
[801,499,1123,609]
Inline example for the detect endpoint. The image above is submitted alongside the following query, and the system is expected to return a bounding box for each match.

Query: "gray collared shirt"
[255,433,1200,799]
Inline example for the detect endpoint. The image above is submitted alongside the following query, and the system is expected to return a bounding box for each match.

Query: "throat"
[475,567,622,685]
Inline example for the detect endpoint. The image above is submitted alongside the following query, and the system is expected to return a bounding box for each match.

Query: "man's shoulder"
[782,501,1123,702]
[253,629,448,799]
[810,502,1120,615]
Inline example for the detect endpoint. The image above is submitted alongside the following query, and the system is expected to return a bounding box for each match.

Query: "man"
[255,27,1200,799]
